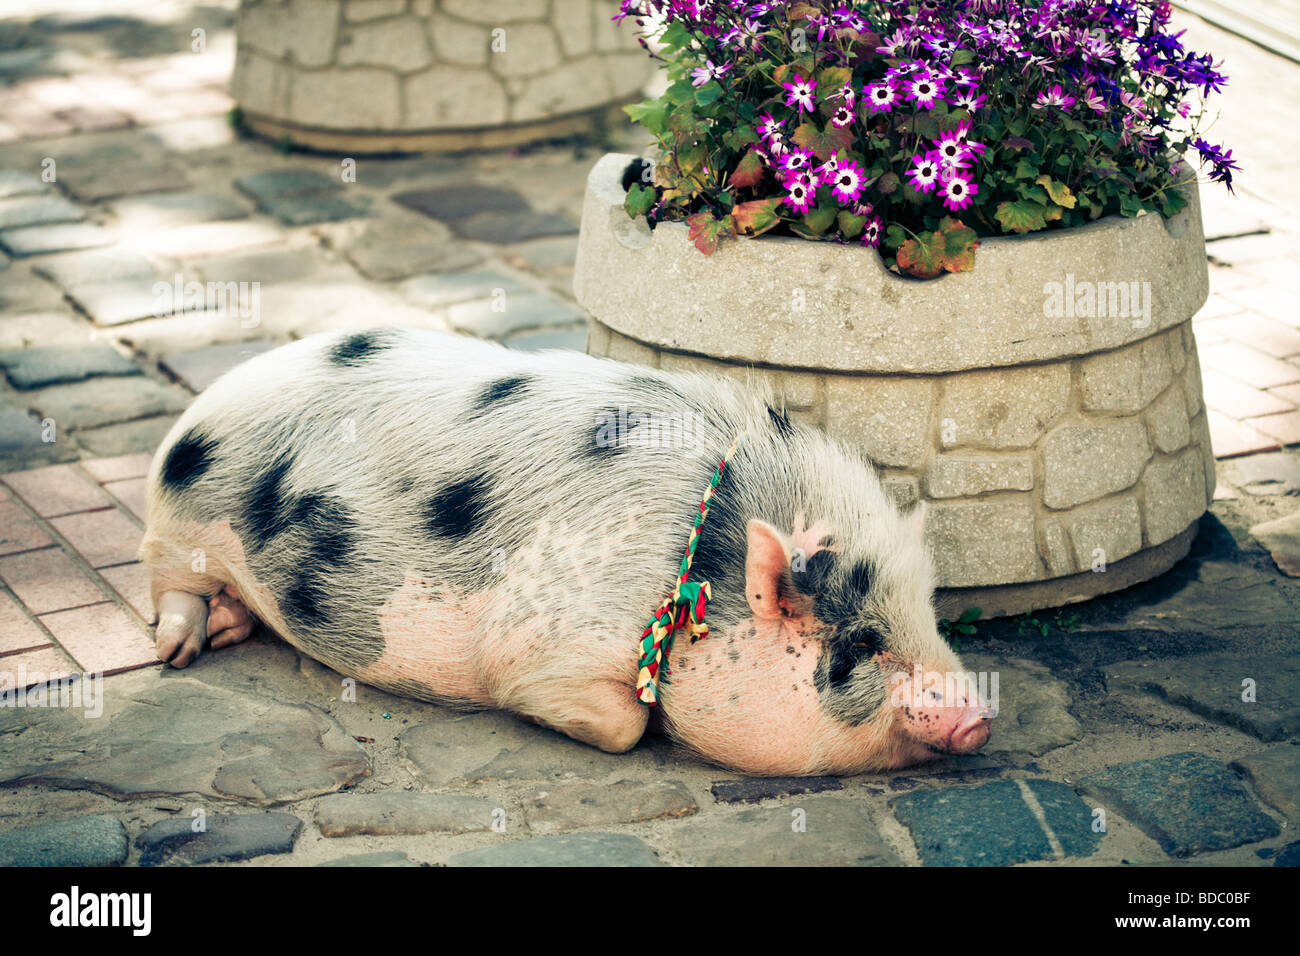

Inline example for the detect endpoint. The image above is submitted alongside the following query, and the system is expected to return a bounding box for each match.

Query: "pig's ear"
[905,500,927,538]
[745,520,795,620]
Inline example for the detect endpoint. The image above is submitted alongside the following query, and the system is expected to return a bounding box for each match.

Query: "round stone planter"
[232,0,655,154]
[574,152,1216,618]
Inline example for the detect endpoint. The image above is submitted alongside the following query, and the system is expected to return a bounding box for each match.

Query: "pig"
[140,327,993,775]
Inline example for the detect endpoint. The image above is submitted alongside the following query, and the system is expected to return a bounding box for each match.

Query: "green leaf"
[884,223,907,250]
[694,81,724,107]
[623,100,669,136]
[664,79,696,106]
[802,203,837,235]
[731,197,783,237]
[995,199,1050,234]
[896,230,946,279]
[728,149,765,189]
[817,66,852,95]
[660,21,690,50]
[792,122,853,161]
[938,218,979,272]
[958,606,983,624]
[623,183,656,219]
[686,211,735,255]
[876,171,901,196]
[837,210,866,238]
[1014,158,1039,180]
[1035,174,1077,209]
[1160,188,1188,218]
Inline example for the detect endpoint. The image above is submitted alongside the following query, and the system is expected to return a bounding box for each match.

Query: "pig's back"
[144,328,766,703]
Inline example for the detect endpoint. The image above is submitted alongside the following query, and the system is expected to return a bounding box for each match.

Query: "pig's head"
[661,421,993,775]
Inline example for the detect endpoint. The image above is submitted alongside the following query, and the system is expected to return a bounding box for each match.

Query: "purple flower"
[860,214,884,248]
[691,59,730,87]
[783,74,817,113]
[907,153,942,194]
[1034,83,1076,111]
[784,172,814,213]
[941,171,979,212]
[829,158,867,204]
[866,81,898,113]
[905,74,947,110]
[934,129,973,169]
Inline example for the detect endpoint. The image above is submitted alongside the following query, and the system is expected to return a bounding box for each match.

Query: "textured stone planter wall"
[575,153,1216,617]
[233,0,655,153]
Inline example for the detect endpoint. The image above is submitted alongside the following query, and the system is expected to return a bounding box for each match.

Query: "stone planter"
[574,153,1216,618]
[232,0,655,153]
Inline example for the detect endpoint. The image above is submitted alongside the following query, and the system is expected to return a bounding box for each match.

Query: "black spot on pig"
[328,330,390,367]
[281,495,357,628]
[767,405,794,439]
[161,429,217,491]
[426,474,492,539]
[245,455,296,548]
[474,375,530,411]
[687,456,746,602]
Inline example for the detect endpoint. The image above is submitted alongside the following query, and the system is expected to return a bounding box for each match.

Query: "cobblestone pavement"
[0,3,1298,866]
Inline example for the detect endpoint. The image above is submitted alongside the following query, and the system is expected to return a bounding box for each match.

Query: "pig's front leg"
[519,679,649,754]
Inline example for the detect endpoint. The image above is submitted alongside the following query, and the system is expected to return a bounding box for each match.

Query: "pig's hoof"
[155,590,209,668]
[207,586,255,650]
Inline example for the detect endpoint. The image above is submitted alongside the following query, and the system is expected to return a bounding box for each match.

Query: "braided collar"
[635,434,745,705]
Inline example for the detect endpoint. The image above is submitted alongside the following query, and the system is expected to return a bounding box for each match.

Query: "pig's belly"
[353,571,496,707]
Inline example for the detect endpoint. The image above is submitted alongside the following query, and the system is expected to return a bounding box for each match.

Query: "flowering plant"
[615,0,1236,278]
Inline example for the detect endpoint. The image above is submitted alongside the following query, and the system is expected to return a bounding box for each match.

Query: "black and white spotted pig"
[141,328,993,774]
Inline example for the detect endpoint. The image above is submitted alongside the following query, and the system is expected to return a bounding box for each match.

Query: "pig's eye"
[926,689,944,703]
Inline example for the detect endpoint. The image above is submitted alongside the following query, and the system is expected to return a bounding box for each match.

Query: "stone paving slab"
[400,269,528,309]
[502,326,588,352]
[447,291,584,339]
[260,193,371,227]
[1105,651,1300,741]
[1232,744,1300,820]
[0,222,114,257]
[234,169,343,202]
[136,812,302,867]
[891,779,1101,866]
[0,170,47,199]
[314,792,497,837]
[0,345,139,389]
[960,654,1082,757]
[447,832,662,867]
[23,375,192,429]
[1250,511,1300,577]
[160,340,276,392]
[522,779,698,834]
[0,678,371,804]
[0,814,128,867]
[1079,752,1280,857]
[109,190,248,231]
[394,183,530,221]
[0,195,84,230]
[667,796,900,866]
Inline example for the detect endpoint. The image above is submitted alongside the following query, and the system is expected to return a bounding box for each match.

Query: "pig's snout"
[892,669,995,756]
[946,703,995,754]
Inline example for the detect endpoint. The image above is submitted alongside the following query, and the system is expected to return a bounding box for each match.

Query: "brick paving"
[0,2,1297,867]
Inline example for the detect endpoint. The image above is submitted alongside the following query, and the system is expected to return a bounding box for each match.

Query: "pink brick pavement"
[0,455,160,689]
